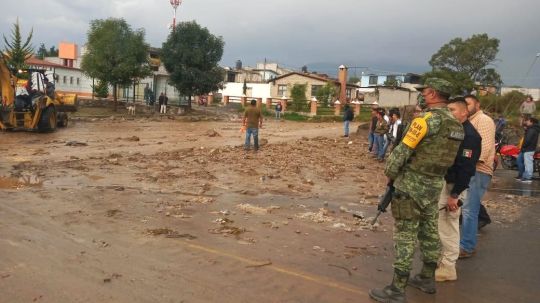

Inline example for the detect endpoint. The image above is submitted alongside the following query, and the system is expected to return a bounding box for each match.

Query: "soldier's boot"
[408,262,437,294]
[435,263,457,282]
[369,271,408,303]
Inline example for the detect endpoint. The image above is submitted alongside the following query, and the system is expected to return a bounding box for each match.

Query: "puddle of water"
[491,169,540,197]
[489,187,540,198]
[0,175,44,189]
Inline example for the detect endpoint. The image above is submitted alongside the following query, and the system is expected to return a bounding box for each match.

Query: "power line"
[525,53,540,78]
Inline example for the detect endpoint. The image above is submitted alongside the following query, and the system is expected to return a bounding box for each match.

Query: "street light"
[170,0,182,30]
[525,52,540,78]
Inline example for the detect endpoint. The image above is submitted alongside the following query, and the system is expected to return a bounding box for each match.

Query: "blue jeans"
[368,131,375,151]
[383,134,391,155]
[517,152,524,179]
[275,111,281,120]
[344,120,350,136]
[460,172,492,252]
[375,134,385,159]
[518,151,535,180]
[245,128,259,150]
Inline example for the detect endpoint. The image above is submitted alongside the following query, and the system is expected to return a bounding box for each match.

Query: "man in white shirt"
[386,109,402,152]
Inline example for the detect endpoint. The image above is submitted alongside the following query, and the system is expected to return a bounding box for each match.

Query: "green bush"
[290,83,309,112]
[316,83,337,108]
[283,112,309,121]
[480,91,526,117]
[93,80,109,98]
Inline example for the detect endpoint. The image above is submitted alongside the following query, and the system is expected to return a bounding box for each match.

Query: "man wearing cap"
[369,78,464,303]
[243,99,263,151]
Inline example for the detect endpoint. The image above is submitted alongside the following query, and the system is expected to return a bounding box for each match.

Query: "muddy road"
[0,116,538,303]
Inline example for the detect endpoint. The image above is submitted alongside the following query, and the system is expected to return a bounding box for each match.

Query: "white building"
[501,87,540,100]
[218,82,271,101]
[360,86,419,107]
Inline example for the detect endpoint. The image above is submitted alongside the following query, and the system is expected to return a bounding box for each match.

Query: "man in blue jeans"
[368,107,379,152]
[243,99,263,151]
[374,109,389,162]
[516,117,540,183]
[460,95,496,258]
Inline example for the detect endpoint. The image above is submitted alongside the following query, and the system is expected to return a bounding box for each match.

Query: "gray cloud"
[1,0,539,86]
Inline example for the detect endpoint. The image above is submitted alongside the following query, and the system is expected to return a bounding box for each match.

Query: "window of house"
[76,78,80,85]
[278,85,287,97]
[63,76,67,84]
[369,76,378,85]
[346,88,352,100]
[311,85,322,97]
[70,77,73,85]
[227,72,236,83]
[386,75,397,83]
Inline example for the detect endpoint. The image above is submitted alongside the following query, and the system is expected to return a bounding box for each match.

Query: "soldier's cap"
[415,78,454,96]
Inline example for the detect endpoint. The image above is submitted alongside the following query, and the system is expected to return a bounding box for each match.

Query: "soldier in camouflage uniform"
[369,78,464,303]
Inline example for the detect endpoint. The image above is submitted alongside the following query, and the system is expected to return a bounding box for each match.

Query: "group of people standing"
[367,107,404,162]
[369,78,500,303]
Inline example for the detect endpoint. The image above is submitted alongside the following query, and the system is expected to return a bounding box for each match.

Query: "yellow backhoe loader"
[0,58,77,132]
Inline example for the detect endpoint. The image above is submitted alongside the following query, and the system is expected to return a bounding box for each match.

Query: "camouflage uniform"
[384,106,464,290]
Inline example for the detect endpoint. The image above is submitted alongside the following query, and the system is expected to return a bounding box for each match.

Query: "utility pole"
[170,0,182,31]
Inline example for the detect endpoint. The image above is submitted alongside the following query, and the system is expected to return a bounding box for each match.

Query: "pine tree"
[2,18,34,72]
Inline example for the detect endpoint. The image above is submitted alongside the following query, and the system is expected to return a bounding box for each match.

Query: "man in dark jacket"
[436,97,481,282]
[517,117,540,183]
[343,104,354,137]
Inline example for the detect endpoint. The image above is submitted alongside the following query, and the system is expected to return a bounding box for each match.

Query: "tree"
[316,83,337,108]
[81,18,151,111]
[480,90,526,116]
[348,76,360,84]
[37,43,47,59]
[92,80,109,98]
[290,83,308,112]
[161,21,225,109]
[2,18,33,73]
[383,78,400,87]
[428,33,502,89]
[422,69,474,95]
[48,46,58,57]
[36,43,59,59]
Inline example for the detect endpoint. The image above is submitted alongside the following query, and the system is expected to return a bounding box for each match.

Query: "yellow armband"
[402,113,430,149]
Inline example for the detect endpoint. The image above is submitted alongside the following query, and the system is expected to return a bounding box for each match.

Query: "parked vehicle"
[499,143,540,176]
[0,58,77,132]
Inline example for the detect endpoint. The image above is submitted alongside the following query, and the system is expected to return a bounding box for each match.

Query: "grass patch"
[283,112,310,122]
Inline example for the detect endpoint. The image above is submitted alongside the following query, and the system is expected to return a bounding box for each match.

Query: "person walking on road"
[158,93,165,114]
[436,97,481,282]
[275,102,283,120]
[343,104,354,137]
[243,99,263,151]
[459,94,496,258]
[369,78,464,303]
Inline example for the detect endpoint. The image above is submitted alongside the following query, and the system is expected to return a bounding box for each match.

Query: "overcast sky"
[2,0,539,87]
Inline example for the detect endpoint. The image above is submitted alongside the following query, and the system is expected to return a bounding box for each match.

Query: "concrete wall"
[363,87,418,107]
[219,82,270,99]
